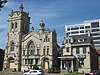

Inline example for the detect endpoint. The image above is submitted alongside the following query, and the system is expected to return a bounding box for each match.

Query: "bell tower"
[39,20,45,34]
[4,3,30,71]
[8,3,30,34]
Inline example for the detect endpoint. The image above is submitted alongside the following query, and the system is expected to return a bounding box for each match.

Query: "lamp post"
[0,0,7,11]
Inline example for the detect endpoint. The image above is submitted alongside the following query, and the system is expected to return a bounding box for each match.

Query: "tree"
[0,0,7,11]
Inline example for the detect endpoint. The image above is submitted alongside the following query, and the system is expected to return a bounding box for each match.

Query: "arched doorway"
[43,58,49,69]
[7,57,15,69]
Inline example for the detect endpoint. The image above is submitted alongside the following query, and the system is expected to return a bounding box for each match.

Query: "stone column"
[33,59,35,64]
[71,60,73,72]
[60,60,62,70]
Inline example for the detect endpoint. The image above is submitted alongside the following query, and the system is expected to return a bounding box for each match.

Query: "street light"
[0,0,7,11]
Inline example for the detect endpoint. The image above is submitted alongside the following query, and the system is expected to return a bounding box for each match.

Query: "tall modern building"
[65,19,100,50]
[3,4,60,71]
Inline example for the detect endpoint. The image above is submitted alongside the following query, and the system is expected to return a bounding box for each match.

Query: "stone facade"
[3,4,60,71]
[59,32,98,73]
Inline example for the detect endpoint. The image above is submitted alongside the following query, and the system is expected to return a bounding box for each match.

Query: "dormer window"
[78,38,84,42]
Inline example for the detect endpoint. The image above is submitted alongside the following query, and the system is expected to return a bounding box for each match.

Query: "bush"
[32,64,39,70]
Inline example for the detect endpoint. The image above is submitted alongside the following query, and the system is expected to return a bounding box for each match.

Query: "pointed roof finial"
[31,26,34,31]
[11,10,13,13]
[40,20,45,28]
[19,3,24,12]
[40,20,44,23]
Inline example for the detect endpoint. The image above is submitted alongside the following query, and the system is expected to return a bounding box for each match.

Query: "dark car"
[85,70,100,75]
[90,70,100,75]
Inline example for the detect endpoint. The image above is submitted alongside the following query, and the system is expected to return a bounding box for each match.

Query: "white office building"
[65,19,100,50]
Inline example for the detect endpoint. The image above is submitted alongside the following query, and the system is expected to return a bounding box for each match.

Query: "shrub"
[32,64,39,70]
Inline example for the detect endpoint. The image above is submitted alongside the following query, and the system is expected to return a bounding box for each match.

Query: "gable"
[22,31,39,42]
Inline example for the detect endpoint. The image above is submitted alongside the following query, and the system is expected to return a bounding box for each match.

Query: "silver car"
[23,70,44,75]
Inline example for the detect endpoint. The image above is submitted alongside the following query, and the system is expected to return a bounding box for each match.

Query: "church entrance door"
[9,60,15,68]
[44,61,49,69]
[43,58,49,69]
[7,57,15,69]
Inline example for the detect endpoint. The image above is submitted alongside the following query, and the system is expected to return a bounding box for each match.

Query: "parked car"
[23,70,44,75]
[89,70,100,75]
[85,70,100,75]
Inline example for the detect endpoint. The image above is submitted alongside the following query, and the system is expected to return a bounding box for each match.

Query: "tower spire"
[19,3,24,12]
[39,20,45,33]
[40,20,45,27]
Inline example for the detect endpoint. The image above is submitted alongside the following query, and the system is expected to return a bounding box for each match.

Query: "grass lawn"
[65,71,84,75]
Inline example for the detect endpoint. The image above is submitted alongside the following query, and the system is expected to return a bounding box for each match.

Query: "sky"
[0,0,100,49]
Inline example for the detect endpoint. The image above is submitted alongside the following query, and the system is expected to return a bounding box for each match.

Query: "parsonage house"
[59,32,98,73]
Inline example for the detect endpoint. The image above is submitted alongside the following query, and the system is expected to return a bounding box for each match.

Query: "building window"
[92,33,100,36]
[46,36,48,41]
[67,32,70,35]
[48,38,50,42]
[83,47,86,54]
[85,30,90,33]
[37,49,39,55]
[15,22,17,28]
[66,48,69,52]
[43,46,46,55]
[47,46,49,55]
[30,50,35,55]
[44,36,50,42]
[80,26,84,29]
[67,28,70,30]
[71,27,79,30]
[85,26,90,29]
[10,41,14,51]
[93,37,100,40]
[35,59,38,65]
[71,31,79,34]
[11,22,14,29]
[27,41,35,56]
[66,39,68,43]
[78,38,84,42]
[94,41,100,44]
[92,29,99,32]
[69,39,71,43]
[28,59,31,64]
[25,59,28,64]
[91,22,99,28]
[30,59,33,64]
[27,59,33,65]
[23,50,25,56]
[76,47,79,54]
[80,31,84,33]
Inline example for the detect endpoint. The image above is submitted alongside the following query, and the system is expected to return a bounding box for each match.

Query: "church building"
[3,4,60,71]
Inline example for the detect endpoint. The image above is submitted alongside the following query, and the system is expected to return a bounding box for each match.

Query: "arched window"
[15,22,17,28]
[43,46,46,55]
[11,22,14,29]
[27,41,35,56]
[10,41,14,51]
